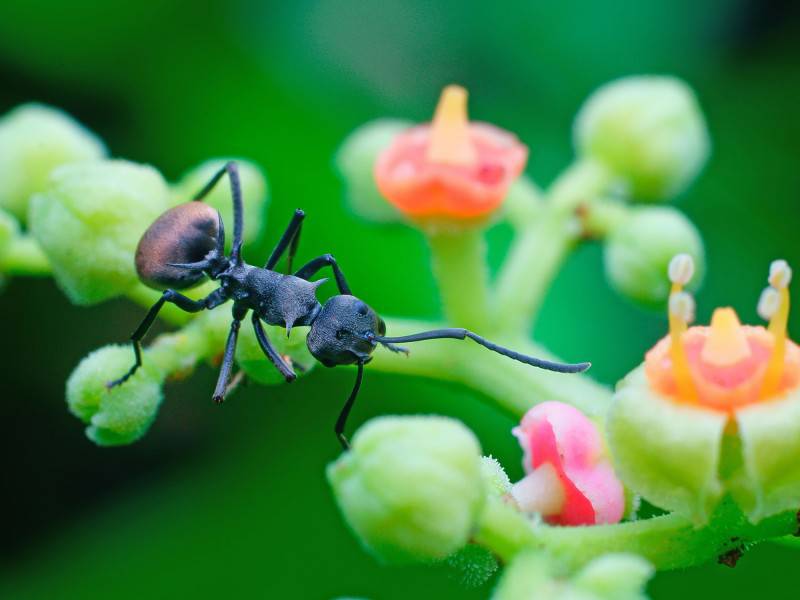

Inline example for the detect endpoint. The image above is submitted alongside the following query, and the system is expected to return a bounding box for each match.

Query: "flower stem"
[0,235,51,276]
[474,496,798,572]
[426,227,492,332]
[493,159,614,337]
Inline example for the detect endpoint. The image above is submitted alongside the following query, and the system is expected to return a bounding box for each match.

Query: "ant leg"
[265,209,305,273]
[251,313,297,382]
[212,304,248,403]
[107,288,228,388]
[335,361,365,450]
[192,161,244,262]
[294,254,352,295]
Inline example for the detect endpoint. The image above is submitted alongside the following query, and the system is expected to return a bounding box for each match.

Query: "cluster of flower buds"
[337,76,709,310]
[328,402,626,570]
[0,102,321,444]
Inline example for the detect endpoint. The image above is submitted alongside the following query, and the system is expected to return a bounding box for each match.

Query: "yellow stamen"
[701,307,750,366]
[667,253,698,400]
[426,85,478,167]
[762,285,790,398]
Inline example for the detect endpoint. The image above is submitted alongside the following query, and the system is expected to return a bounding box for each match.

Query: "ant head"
[135,201,229,290]
[306,294,385,367]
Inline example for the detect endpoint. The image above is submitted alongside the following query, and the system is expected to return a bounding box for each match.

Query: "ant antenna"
[369,328,590,373]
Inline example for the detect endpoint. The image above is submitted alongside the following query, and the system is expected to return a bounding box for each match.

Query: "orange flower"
[645,257,800,414]
[607,256,800,524]
[374,85,528,222]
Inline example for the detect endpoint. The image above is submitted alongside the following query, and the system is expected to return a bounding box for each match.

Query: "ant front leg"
[294,254,352,295]
[251,313,297,382]
[265,209,305,273]
[335,361,365,450]
[192,161,245,262]
[107,288,229,388]
[212,303,248,403]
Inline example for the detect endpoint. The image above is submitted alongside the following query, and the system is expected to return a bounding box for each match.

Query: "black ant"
[108,162,590,448]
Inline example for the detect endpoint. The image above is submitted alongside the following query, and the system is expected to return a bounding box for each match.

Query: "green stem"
[493,159,614,337]
[0,235,51,275]
[370,317,611,417]
[475,496,798,571]
[427,227,491,332]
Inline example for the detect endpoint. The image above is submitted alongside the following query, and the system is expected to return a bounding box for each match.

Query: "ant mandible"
[108,161,590,448]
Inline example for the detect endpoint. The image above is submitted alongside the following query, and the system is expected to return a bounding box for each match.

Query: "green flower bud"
[571,554,654,600]
[235,324,316,385]
[574,76,709,201]
[29,160,170,305]
[604,207,704,306]
[0,208,20,258]
[67,345,164,446]
[171,159,268,245]
[327,415,484,564]
[481,455,512,497]
[445,544,499,588]
[493,552,653,600]
[335,119,412,223]
[0,103,106,221]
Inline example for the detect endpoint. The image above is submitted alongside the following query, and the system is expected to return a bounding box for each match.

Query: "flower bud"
[327,415,484,564]
[335,119,411,223]
[235,323,316,385]
[445,544,499,588]
[493,551,653,600]
[512,401,624,526]
[0,209,19,259]
[574,76,709,201]
[28,160,170,305]
[171,159,268,244]
[67,345,164,446]
[481,455,512,497]
[604,207,704,305]
[0,103,107,221]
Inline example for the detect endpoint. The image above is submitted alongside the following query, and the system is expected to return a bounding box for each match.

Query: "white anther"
[668,254,695,286]
[769,259,792,289]
[757,287,781,321]
[669,291,695,323]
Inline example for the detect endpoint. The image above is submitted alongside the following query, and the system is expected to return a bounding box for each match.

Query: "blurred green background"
[1,1,799,598]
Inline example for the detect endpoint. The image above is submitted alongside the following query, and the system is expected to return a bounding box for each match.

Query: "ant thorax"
[221,264,323,330]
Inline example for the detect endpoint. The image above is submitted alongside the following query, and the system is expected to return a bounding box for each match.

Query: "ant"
[108,161,590,448]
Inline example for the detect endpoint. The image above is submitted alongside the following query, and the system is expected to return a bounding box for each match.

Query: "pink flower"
[511,401,624,526]
[374,85,527,222]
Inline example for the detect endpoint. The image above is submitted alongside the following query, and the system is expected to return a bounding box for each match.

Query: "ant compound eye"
[378,318,387,336]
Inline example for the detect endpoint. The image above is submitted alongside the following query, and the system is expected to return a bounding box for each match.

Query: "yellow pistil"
[668,254,696,400]
[762,260,792,397]
[701,308,750,366]
[426,85,478,167]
